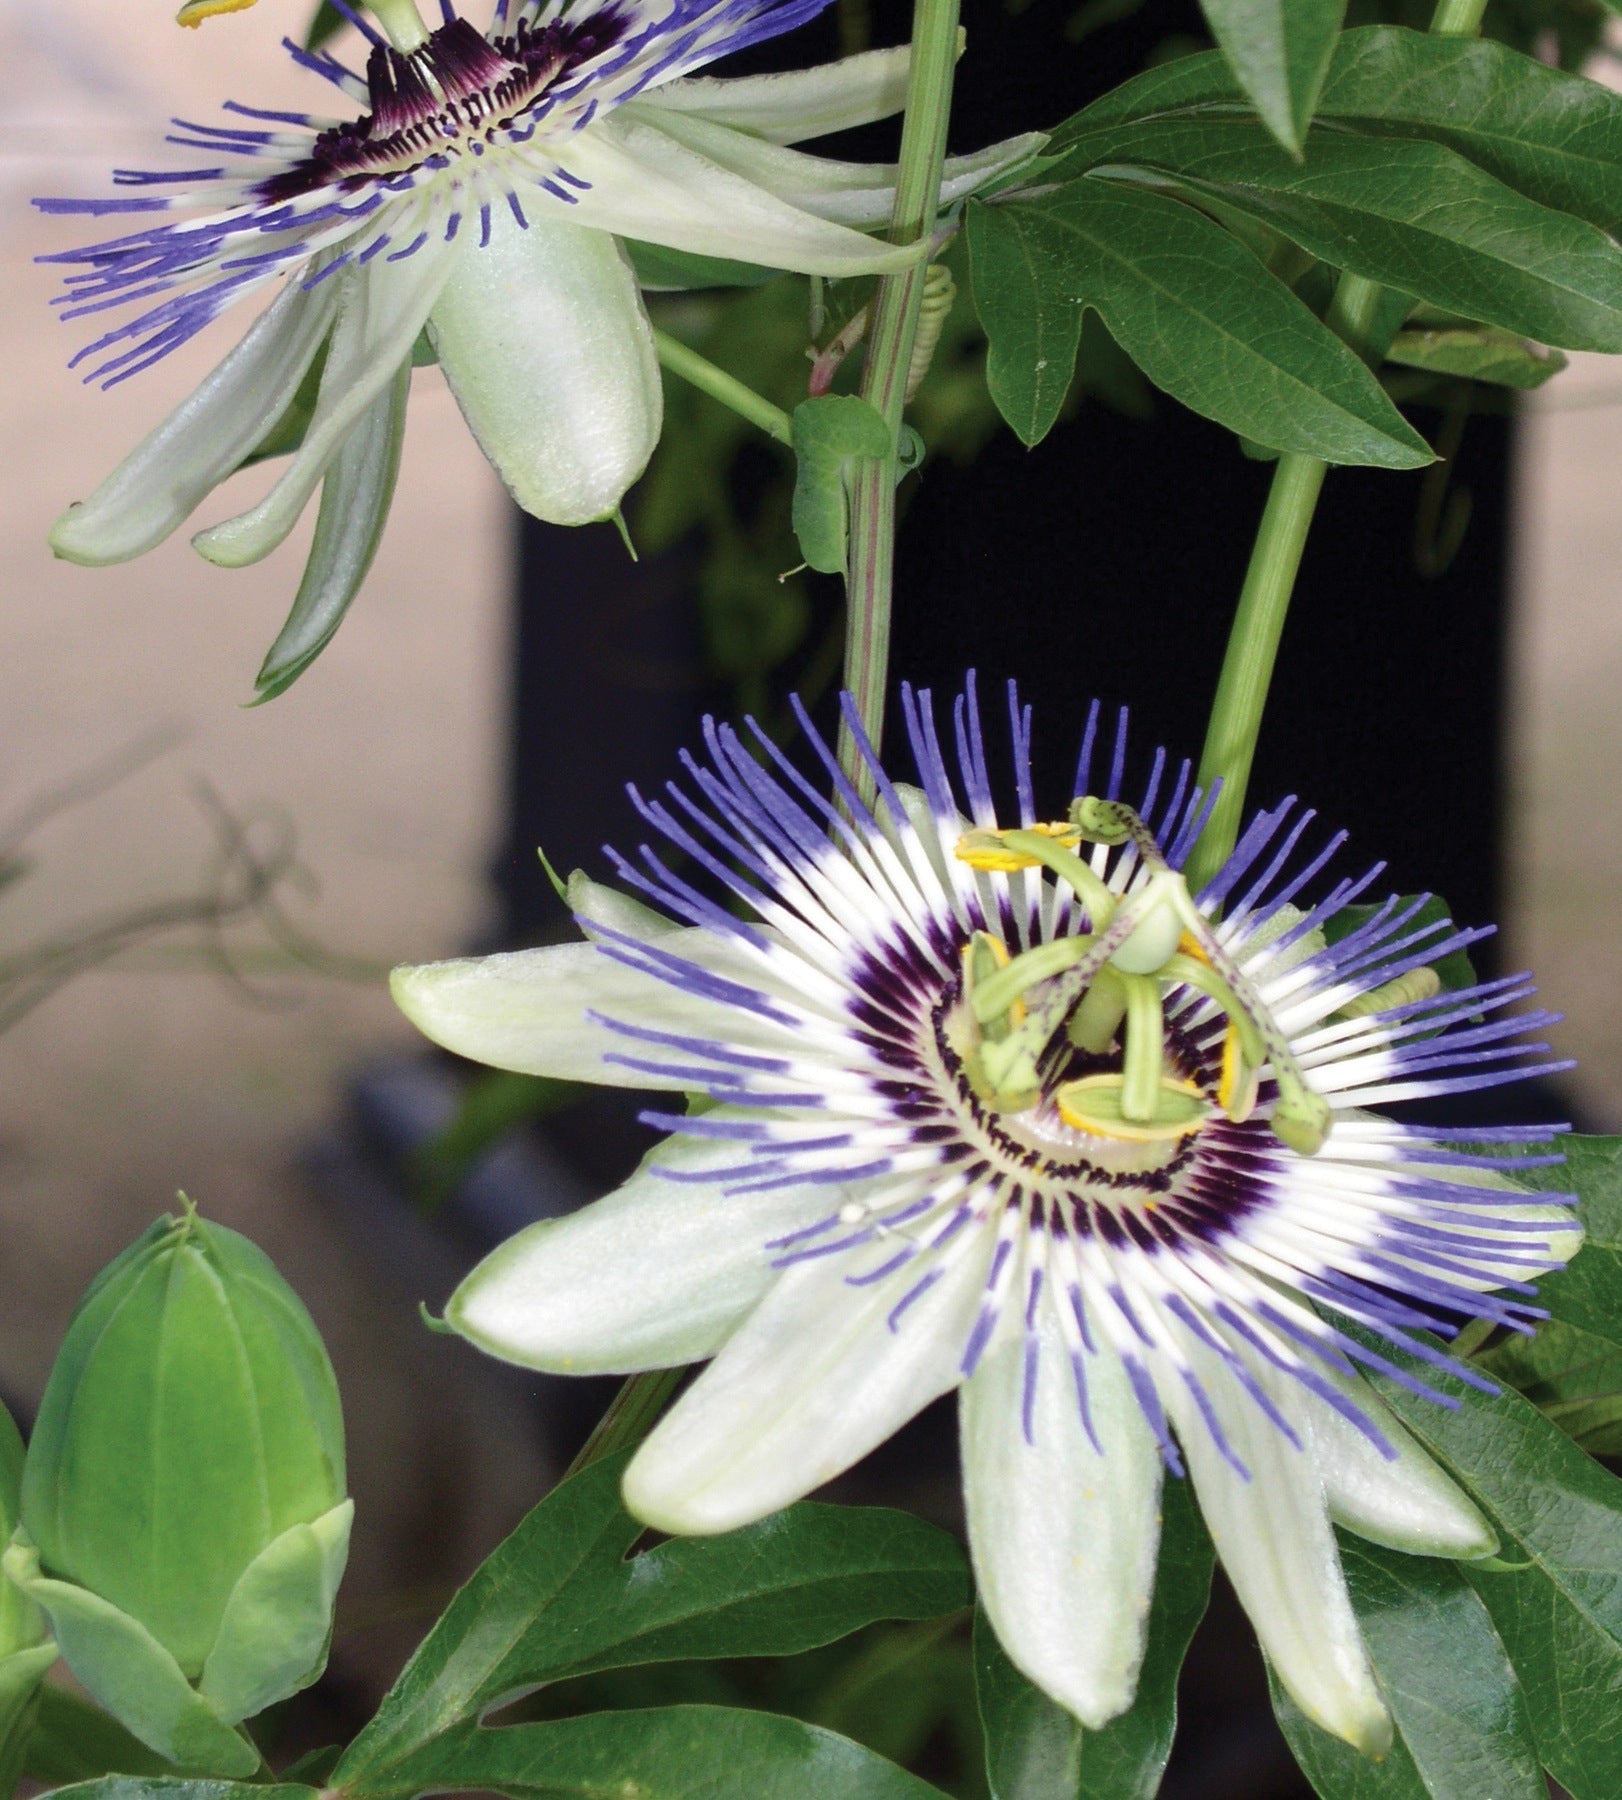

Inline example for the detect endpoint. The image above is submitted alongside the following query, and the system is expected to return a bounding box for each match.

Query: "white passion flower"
[391,678,1580,1755]
[38,0,1038,686]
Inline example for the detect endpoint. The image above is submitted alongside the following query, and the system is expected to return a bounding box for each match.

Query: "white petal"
[1164,1351,1392,1755]
[623,1228,993,1533]
[192,244,454,568]
[390,936,796,1088]
[962,1296,1161,1728]
[641,42,926,145]
[619,109,1046,228]
[49,273,339,566]
[447,1122,839,1372]
[429,209,662,526]
[548,116,923,276]
[1304,1369,1497,1558]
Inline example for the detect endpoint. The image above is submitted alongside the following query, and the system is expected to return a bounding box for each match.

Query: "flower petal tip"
[620,1457,748,1539]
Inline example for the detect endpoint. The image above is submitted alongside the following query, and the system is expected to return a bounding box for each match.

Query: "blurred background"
[1,0,1618,1788]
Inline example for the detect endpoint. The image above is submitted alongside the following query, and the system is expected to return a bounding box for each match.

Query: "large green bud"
[4,1202,351,1775]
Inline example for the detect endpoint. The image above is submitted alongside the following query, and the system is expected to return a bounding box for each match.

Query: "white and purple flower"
[392,678,1578,1754]
[38,0,1037,689]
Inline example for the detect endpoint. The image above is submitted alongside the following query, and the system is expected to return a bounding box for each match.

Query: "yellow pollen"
[955,821,1083,872]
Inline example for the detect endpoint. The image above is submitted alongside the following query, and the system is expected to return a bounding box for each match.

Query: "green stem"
[835,0,962,798]
[1186,0,1483,891]
[1428,0,1488,34]
[368,0,430,51]
[653,327,793,447]
[1185,454,1327,892]
[564,1366,686,1479]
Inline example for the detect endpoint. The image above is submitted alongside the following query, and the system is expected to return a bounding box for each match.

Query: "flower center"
[256,11,628,204]
[950,798,1332,1159]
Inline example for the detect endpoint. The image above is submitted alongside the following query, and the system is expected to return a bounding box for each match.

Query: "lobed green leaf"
[965,184,1431,467]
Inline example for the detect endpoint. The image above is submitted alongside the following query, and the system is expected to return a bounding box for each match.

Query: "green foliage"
[1050,124,1622,354]
[1269,1539,1541,1800]
[1520,1134,1622,1353]
[1320,895,1478,996]
[1385,326,1565,389]
[973,1476,1213,1800]
[1366,1339,1622,1800]
[965,183,1431,464]
[333,1450,970,1790]
[1061,25,1622,233]
[1197,0,1347,157]
[341,1708,952,1800]
[969,24,1622,455]
[22,1690,179,1785]
[1470,1136,1622,1453]
[790,397,892,576]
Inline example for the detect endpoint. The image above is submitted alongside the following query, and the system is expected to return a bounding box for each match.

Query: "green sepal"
[3,1533,256,1778]
[199,1499,353,1725]
[0,1643,61,1795]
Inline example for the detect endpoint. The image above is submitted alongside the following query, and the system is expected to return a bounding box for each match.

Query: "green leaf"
[964,204,1083,447]
[974,1475,1213,1799]
[1475,1319,1622,1455]
[44,1784,314,1800]
[965,185,1431,468]
[1059,28,1622,237]
[333,1452,970,1788]
[1386,327,1565,390]
[1197,0,1346,157]
[1517,1136,1622,1355]
[1320,895,1477,997]
[1058,125,1622,354]
[1364,1344,1622,1800]
[25,1688,177,1782]
[789,396,892,575]
[253,360,409,702]
[626,241,784,292]
[1269,1538,1541,1800]
[350,1709,949,1800]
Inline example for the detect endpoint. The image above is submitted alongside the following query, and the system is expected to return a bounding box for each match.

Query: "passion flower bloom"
[392,679,1578,1754]
[38,2,1037,686]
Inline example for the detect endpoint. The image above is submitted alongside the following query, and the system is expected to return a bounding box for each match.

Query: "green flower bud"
[5,1201,351,1776]
[0,1399,56,1793]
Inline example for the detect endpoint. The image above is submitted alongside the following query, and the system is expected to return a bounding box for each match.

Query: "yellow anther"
[955,822,1083,873]
[176,0,258,25]
[1218,1025,1260,1123]
[1177,932,1210,965]
[1056,1074,1209,1144]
